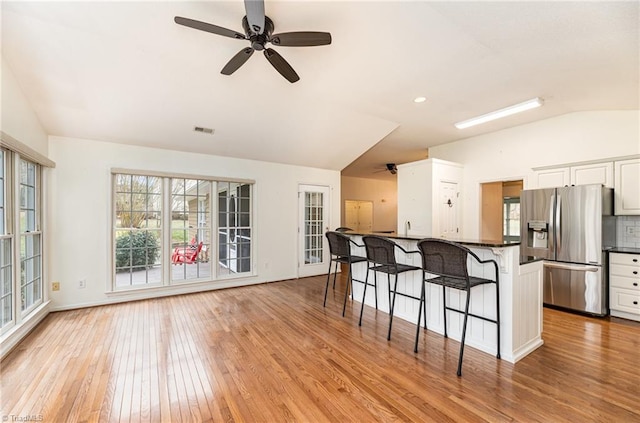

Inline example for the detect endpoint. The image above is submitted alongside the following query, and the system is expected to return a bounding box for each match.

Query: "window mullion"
[211,181,217,280]
[162,177,171,286]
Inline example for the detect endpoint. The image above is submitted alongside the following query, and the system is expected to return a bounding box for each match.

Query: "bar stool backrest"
[362,236,397,266]
[335,227,353,232]
[326,231,352,257]
[417,238,470,281]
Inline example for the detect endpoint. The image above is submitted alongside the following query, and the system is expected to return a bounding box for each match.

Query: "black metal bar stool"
[414,238,500,377]
[324,231,367,316]
[361,236,421,340]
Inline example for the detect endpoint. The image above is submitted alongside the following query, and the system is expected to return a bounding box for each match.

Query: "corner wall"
[0,57,48,155]
[429,110,640,239]
[48,136,341,310]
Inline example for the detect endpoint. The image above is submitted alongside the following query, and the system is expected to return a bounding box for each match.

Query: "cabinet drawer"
[609,253,640,267]
[610,275,640,291]
[610,288,640,315]
[610,263,640,277]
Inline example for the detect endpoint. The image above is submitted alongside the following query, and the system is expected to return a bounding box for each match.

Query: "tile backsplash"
[616,216,640,248]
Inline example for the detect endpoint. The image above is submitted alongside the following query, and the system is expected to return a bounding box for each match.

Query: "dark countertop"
[610,247,640,255]
[342,231,519,248]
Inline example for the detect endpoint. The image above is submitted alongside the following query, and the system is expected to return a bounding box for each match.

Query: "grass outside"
[114,219,191,245]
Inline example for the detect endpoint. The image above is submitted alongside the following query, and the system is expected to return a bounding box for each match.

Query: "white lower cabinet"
[609,252,640,321]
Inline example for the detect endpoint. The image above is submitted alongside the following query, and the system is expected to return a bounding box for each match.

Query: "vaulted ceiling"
[2,1,638,179]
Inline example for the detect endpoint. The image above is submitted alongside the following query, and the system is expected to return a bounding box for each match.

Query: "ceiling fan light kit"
[175,0,331,83]
[454,97,544,129]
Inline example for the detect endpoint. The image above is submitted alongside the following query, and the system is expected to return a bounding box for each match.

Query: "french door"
[298,185,330,278]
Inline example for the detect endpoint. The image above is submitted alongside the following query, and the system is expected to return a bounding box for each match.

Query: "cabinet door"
[571,162,613,188]
[534,168,569,188]
[615,158,640,215]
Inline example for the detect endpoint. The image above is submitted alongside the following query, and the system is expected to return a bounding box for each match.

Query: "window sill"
[106,274,259,299]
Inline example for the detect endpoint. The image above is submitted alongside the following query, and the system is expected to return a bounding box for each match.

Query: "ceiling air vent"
[193,126,214,135]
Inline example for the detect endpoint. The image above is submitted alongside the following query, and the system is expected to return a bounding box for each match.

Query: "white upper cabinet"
[397,158,463,239]
[534,167,570,188]
[615,158,640,215]
[533,162,613,189]
[571,162,614,188]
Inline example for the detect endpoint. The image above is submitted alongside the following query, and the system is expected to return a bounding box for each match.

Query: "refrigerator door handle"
[543,262,599,272]
[549,193,556,255]
[555,194,562,255]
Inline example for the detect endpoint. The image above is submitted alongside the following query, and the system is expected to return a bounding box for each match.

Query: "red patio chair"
[171,241,203,264]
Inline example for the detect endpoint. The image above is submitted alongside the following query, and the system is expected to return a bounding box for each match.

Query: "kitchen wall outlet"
[78,279,86,289]
[626,227,635,235]
[52,282,60,291]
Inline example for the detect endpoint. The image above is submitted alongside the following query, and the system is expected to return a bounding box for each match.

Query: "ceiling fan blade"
[270,32,332,47]
[174,16,246,40]
[221,48,255,75]
[264,48,300,83]
[244,0,266,34]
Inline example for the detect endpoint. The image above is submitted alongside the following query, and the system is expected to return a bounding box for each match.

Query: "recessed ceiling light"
[454,97,544,129]
[194,126,214,135]
[413,96,427,103]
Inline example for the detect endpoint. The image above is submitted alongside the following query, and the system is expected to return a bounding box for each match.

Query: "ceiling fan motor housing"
[243,16,274,50]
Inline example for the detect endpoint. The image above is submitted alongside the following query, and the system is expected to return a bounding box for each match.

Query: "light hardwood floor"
[1,275,639,422]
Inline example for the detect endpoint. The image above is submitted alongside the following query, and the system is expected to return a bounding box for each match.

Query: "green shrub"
[115,231,159,270]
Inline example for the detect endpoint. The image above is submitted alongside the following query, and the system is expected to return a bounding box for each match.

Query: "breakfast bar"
[345,233,544,363]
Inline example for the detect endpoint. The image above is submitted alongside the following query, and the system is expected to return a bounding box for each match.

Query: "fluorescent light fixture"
[413,96,427,103]
[454,97,544,129]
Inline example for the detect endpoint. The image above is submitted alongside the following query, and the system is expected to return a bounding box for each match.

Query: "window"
[303,191,324,264]
[19,159,42,312]
[0,150,13,329]
[218,182,251,275]
[112,172,252,290]
[0,140,50,336]
[171,179,210,282]
[503,197,521,243]
[114,174,162,287]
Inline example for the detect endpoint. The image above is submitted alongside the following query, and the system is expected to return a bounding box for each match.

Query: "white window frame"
[169,178,212,284]
[19,158,43,315]
[0,149,14,333]
[0,147,47,335]
[110,170,255,292]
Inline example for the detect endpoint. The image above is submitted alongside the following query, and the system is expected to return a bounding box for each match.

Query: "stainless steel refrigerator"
[520,184,616,316]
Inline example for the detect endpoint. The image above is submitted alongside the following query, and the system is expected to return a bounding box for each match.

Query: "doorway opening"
[480,180,523,242]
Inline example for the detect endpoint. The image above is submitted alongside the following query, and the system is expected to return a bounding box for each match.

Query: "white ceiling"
[2,1,639,180]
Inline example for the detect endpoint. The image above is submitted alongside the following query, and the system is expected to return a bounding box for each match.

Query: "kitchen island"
[344,232,544,363]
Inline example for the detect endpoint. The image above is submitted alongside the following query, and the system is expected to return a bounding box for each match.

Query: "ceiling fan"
[174,0,332,83]
[373,163,398,175]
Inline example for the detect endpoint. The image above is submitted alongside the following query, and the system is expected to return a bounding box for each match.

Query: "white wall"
[48,136,340,310]
[341,176,397,231]
[429,110,640,239]
[0,57,48,155]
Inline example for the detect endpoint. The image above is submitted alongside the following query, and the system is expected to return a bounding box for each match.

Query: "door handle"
[543,262,599,272]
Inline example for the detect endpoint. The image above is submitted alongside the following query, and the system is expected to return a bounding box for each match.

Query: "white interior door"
[344,200,373,231]
[439,181,459,239]
[344,200,359,230]
[357,201,373,232]
[298,185,330,277]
